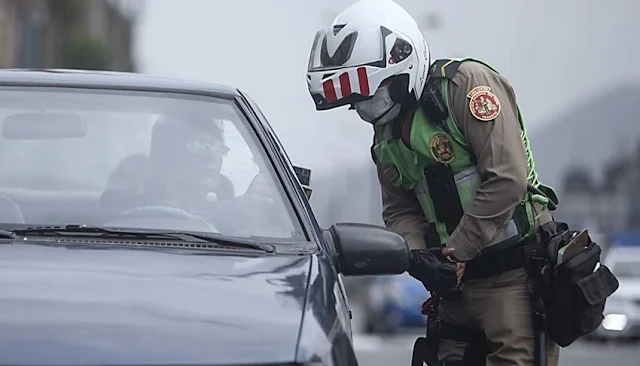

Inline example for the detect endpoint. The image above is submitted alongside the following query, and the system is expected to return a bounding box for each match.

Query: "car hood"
[0,242,311,365]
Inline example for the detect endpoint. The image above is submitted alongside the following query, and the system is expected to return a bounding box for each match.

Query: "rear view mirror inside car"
[2,112,87,140]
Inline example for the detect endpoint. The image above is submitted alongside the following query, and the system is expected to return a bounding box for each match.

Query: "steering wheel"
[104,206,219,232]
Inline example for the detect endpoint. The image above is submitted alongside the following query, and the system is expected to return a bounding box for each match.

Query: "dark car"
[0,69,409,366]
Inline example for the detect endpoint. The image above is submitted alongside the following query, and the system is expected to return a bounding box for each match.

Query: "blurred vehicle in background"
[589,240,640,343]
[361,272,429,334]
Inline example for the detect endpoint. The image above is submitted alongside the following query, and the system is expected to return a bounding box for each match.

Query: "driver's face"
[183,133,228,188]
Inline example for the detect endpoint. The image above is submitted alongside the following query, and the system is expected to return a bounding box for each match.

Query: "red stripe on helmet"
[322,79,338,103]
[357,67,370,96]
[339,72,351,97]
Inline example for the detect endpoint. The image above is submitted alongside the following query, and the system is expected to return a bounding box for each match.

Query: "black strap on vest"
[420,59,476,158]
[420,59,461,133]
[425,222,458,248]
[429,59,463,79]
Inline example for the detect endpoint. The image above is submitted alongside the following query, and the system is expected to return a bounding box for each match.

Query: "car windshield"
[612,259,640,278]
[0,86,305,243]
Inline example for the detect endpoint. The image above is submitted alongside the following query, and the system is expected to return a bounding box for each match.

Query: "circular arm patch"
[467,86,501,121]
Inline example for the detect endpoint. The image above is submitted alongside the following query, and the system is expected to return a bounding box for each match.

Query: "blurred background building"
[0,0,140,71]
[529,85,640,237]
[555,139,640,233]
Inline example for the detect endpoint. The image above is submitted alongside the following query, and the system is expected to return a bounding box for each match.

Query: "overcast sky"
[134,0,640,173]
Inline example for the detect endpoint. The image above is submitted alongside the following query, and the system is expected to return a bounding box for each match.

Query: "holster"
[411,294,440,366]
[410,295,488,366]
[411,337,436,366]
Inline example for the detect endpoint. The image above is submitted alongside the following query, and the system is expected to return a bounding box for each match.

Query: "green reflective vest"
[372,58,559,250]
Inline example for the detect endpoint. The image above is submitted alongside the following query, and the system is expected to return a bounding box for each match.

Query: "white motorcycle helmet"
[306,0,431,125]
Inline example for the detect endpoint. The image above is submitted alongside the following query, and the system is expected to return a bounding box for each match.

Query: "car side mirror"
[327,222,409,276]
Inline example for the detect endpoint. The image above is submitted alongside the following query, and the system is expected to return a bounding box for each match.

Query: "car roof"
[0,69,240,97]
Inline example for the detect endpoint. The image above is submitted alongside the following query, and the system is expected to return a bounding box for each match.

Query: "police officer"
[305,0,560,365]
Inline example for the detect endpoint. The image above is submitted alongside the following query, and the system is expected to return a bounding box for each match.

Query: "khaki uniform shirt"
[377,61,552,261]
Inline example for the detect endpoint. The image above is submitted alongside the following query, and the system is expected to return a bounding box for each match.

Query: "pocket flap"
[576,265,619,306]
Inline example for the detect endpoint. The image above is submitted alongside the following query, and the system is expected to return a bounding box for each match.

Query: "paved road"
[348,300,639,366]
[352,331,640,366]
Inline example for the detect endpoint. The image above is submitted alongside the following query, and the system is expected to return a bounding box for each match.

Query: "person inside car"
[106,113,287,237]
[100,115,234,219]
[142,114,233,210]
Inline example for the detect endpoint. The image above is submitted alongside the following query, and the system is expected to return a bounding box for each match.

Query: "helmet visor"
[307,26,389,72]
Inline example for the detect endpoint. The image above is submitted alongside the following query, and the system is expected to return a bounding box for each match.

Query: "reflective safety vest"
[372,58,559,250]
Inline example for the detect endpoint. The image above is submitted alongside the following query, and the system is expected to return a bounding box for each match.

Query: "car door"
[238,92,354,338]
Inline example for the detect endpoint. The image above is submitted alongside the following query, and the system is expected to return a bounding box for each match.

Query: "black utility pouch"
[545,238,619,347]
[424,164,463,224]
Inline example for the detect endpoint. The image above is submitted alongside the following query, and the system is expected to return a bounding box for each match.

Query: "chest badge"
[429,133,455,164]
[467,86,501,121]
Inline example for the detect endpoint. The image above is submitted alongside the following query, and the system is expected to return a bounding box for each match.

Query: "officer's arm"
[376,163,429,250]
[445,62,529,261]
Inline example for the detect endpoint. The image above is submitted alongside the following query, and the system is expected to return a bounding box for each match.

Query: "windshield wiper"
[8,225,276,253]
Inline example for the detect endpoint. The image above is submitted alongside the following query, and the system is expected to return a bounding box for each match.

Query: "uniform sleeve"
[445,62,528,261]
[376,163,429,251]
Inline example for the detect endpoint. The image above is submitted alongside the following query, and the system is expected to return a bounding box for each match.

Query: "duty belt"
[463,235,539,280]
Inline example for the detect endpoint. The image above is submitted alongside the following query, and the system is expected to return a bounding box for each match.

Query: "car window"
[242,94,292,165]
[0,87,305,243]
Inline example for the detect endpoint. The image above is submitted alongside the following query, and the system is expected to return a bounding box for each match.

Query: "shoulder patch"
[467,86,501,121]
[429,59,462,80]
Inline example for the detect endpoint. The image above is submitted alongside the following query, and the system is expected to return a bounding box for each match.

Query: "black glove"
[407,248,458,294]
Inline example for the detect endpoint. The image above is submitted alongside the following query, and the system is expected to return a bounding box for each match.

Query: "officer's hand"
[441,246,455,258]
[441,246,466,286]
[407,249,457,294]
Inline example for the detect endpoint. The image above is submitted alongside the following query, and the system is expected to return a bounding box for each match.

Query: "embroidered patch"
[429,133,455,164]
[467,86,501,121]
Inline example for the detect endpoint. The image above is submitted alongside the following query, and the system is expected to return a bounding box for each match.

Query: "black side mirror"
[327,222,409,276]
